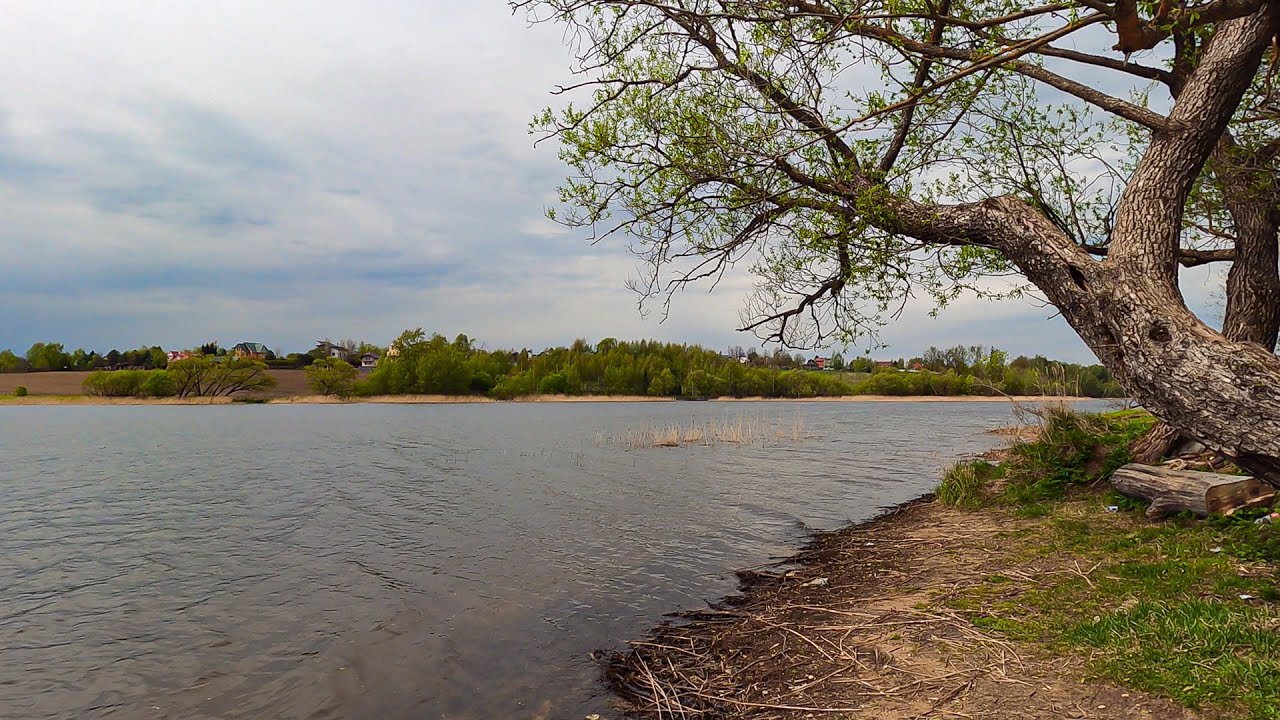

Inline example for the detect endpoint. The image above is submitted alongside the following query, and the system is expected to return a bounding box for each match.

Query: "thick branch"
[1112,0,1266,53]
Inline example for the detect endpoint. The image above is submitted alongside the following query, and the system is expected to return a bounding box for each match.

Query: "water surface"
[0,401,1104,719]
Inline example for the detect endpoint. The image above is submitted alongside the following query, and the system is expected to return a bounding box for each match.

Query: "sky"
[0,1,1224,362]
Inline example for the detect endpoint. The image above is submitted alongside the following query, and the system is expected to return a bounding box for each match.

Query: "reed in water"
[596,412,807,449]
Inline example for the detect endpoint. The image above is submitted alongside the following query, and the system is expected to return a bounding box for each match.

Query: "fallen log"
[1111,463,1274,519]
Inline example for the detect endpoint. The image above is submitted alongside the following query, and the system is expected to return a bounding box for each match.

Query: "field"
[0,370,312,398]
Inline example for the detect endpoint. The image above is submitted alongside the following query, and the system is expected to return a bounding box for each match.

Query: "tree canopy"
[518,0,1280,482]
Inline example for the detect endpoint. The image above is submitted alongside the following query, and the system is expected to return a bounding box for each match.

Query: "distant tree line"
[345,331,1124,400]
[0,343,168,373]
[0,339,386,374]
[4,334,1125,400]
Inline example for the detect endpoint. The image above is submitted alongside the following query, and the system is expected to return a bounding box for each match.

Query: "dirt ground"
[607,499,1201,720]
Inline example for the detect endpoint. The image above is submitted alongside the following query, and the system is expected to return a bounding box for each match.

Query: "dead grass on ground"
[605,500,1200,720]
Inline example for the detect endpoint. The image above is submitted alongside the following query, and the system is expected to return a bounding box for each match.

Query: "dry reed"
[597,412,807,449]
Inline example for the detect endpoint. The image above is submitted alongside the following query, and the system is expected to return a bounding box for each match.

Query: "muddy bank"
[605,497,1198,720]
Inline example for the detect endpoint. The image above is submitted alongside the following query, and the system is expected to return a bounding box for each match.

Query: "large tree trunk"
[1219,164,1280,349]
[976,9,1280,486]
[1129,141,1280,464]
[1057,269,1280,486]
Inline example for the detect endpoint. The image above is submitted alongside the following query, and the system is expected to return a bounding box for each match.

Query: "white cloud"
[0,2,1228,364]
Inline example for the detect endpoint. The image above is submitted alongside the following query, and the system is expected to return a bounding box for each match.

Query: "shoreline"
[605,494,1201,719]
[0,393,1104,406]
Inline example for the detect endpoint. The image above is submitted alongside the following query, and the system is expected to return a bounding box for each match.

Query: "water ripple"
[0,400,1108,719]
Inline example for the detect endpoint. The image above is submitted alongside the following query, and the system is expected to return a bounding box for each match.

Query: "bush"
[140,371,177,398]
[1000,408,1154,505]
[490,371,538,399]
[83,370,147,397]
[469,371,496,394]
[537,372,570,395]
[14,385,27,397]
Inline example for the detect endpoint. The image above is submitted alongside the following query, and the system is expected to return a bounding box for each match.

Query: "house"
[166,350,196,363]
[360,352,379,370]
[315,341,350,360]
[231,342,271,360]
[803,356,827,370]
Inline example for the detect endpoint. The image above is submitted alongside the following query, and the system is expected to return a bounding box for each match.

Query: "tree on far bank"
[305,357,358,397]
[26,342,70,371]
[166,356,276,397]
[520,0,1280,485]
[0,349,29,373]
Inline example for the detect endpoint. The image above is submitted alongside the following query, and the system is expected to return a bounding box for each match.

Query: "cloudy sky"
[0,2,1223,361]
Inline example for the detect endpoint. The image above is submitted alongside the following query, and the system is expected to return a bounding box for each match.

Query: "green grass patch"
[936,405,1280,718]
[937,460,1002,509]
[937,407,1155,510]
[945,502,1280,719]
[1000,408,1152,504]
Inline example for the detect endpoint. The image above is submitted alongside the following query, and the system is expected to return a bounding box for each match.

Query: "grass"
[936,460,1002,509]
[937,406,1280,719]
[938,405,1152,509]
[0,393,83,401]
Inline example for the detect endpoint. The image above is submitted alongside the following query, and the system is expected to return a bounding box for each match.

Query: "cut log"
[1111,463,1275,519]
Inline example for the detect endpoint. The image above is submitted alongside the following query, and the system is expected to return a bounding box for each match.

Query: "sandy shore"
[606,497,1199,719]
[0,393,1103,406]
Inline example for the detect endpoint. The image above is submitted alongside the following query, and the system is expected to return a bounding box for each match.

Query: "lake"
[0,401,1106,719]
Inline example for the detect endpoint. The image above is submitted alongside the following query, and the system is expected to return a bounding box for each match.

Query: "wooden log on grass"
[1111,464,1274,519]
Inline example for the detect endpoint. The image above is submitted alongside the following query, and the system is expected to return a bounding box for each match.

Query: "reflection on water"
[0,401,1106,718]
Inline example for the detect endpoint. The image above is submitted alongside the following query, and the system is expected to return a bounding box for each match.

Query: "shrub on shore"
[939,407,1154,509]
[936,460,1001,509]
[83,370,148,397]
[82,369,180,398]
[140,371,178,398]
[13,385,27,397]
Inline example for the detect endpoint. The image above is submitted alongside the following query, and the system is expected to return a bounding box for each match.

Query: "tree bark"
[1128,136,1280,463]
[1003,10,1280,485]
[1112,463,1274,518]
[1130,422,1182,464]
[1046,262,1280,486]
[1219,164,1280,350]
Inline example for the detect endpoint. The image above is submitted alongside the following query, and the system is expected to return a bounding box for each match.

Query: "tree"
[828,352,846,372]
[305,357,359,397]
[0,349,28,373]
[26,342,70,371]
[167,356,276,397]
[521,0,1280,484]
[648,367,678,396]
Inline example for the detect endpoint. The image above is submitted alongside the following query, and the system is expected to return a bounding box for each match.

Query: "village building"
[231,342,271,360]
